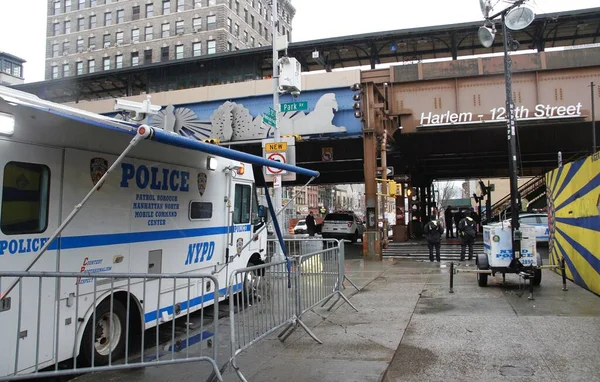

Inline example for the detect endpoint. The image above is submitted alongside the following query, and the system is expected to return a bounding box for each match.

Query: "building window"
[235,0,239,14]
[88,59,95,73]
[227,17,232,33]
[132,5,140,20]
[258,22,262,36]
[162,0,170,15]
[227,41,232,51]
[192,17,201,31]
[192,42,201,56]
[244,9,248,23]
[76,61,83,75]
[65,0,72,10]
[161,46,169,61]
[243,30,248,43]
[104,12,112,26]
[89,15,96,28]
[250,36,254,47]
[190,202,212,220]
[116,9,124,24]
[251,15,254,29]
[264,26,268,40]
[103,34,110,47]
[176,20,184,34]
[161,23,170,38]
[131,28,139,42]
[207,15,216,30]
[51,65,59,79]
[257,1,262,15]
[76,38,84,52]
[145,26,153,40]
[64,20,71,34]
[146,3,153,17]
[62,41,70,54]
[78,0,85,9]
[115,54,123,68]
[207,39,216,54]
[52,43,59,57]
[234,23,239,37]
[103,57,110,70]
[77,17,85,31]
[53,0,61,15]
[175,44,184,59]
[208,0,216,5]
[1,162,50,235]
[131,52,139,66]
[250,0,254,7]
[53,22,60,36]
[144,49,152,63]
[88,36,96,49]
[194,0,201,8]
[90,0,96,5]
[62,63,70,77]
[176,0,184,12]
[115,31,123,45]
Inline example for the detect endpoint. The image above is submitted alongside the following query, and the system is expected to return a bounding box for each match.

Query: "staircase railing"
[490,175,545,219]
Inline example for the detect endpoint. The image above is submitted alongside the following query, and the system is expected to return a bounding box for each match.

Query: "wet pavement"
[71,244,600,382]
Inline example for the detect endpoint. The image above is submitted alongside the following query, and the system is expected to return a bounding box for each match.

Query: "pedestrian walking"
[444,205,454,238]
[305,211,316,237]
[424,215,444,262]
[453,208,462,238]
[458,213,477,261]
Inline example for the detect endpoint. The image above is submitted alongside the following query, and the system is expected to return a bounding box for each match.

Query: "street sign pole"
[272,0,284,261]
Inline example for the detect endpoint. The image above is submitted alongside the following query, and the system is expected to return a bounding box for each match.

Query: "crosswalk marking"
[383,242,484,260]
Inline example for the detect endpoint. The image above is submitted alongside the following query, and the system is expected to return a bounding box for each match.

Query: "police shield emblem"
[90,158,108,188]
[197,173,208,196]
[236,238,243,255]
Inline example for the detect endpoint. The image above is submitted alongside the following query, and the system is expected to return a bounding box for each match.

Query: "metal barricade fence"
[0,271,223,381]
[225,238,360,381]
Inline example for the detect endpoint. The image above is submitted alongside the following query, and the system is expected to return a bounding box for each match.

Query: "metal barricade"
[226,237,360,381]
[0,271,223,381]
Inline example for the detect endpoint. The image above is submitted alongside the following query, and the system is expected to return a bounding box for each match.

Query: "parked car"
[293,219,307,234]
[321,211,365,243]
[500,213,549,243]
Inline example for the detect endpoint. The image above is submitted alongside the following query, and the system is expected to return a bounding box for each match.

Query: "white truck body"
[483,223,538,268]
[0,86,274,376]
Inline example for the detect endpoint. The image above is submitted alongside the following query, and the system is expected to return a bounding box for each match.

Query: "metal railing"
[0,271,223,381]
[491,175,545,218]
[224,238,360,382]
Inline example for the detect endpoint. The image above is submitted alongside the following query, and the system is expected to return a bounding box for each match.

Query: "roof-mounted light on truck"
[0,112,15,136]
[206,156,218,171]
[237,163,245,175]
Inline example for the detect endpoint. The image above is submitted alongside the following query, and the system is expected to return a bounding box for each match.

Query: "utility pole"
[592,82,597,153]
[380,133,388,250]
[271,0,283,260]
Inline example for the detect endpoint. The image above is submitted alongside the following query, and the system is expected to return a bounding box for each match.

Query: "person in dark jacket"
[305,211,316,237]
[424,216,444,262]
[458,214,477,261]
[444,206,454,239]
[453,209,462,238]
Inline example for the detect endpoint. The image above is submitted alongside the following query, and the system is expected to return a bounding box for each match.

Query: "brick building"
[45,0,294,79]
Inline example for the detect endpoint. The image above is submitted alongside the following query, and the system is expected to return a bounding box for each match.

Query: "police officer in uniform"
[424,215,444,262]
[458,213,477,261]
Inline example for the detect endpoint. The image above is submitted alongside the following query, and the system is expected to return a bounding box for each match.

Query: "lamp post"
[478,0,535,266]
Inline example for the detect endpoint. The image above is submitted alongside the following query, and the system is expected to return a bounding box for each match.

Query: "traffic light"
[202,138,220,144]
[389,180,397,197]
[351,83,363,120]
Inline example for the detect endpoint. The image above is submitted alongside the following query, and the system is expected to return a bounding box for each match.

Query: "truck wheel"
[242,255,265,305]
[532,269,542,286]
[80,299,127,366]
[477,272,488,287]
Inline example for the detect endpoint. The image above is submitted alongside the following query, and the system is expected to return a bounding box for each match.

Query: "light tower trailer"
[0,86,318,378]
[449,223,569,298]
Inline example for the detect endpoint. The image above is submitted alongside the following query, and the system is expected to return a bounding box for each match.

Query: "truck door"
[230,182,253,264]
[0,141,62,375]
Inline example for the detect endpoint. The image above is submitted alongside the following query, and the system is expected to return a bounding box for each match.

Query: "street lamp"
[477,0,535,267]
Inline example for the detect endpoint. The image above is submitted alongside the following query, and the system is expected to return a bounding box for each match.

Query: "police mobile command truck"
[0,86,318,377]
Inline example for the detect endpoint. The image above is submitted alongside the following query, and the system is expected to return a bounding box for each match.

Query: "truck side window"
[190,201,212,220]
[1,162,50,235]
[233,184,251,224]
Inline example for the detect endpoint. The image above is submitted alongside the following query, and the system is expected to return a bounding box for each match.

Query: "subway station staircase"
[490,175,546,221]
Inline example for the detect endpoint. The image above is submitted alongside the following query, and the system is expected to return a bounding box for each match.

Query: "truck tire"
[80,299,127,366]
[532,269,542,286]
[477,272,488,287]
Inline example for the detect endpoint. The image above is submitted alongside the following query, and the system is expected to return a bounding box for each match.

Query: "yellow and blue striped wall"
[545,152,600,295]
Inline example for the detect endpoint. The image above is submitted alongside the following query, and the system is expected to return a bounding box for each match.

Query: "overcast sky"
[0,0,597,83]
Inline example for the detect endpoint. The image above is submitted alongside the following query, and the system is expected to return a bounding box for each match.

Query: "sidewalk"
[73,257,600,382]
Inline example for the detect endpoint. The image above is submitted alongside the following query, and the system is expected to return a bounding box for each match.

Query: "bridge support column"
[363,129,380,260]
